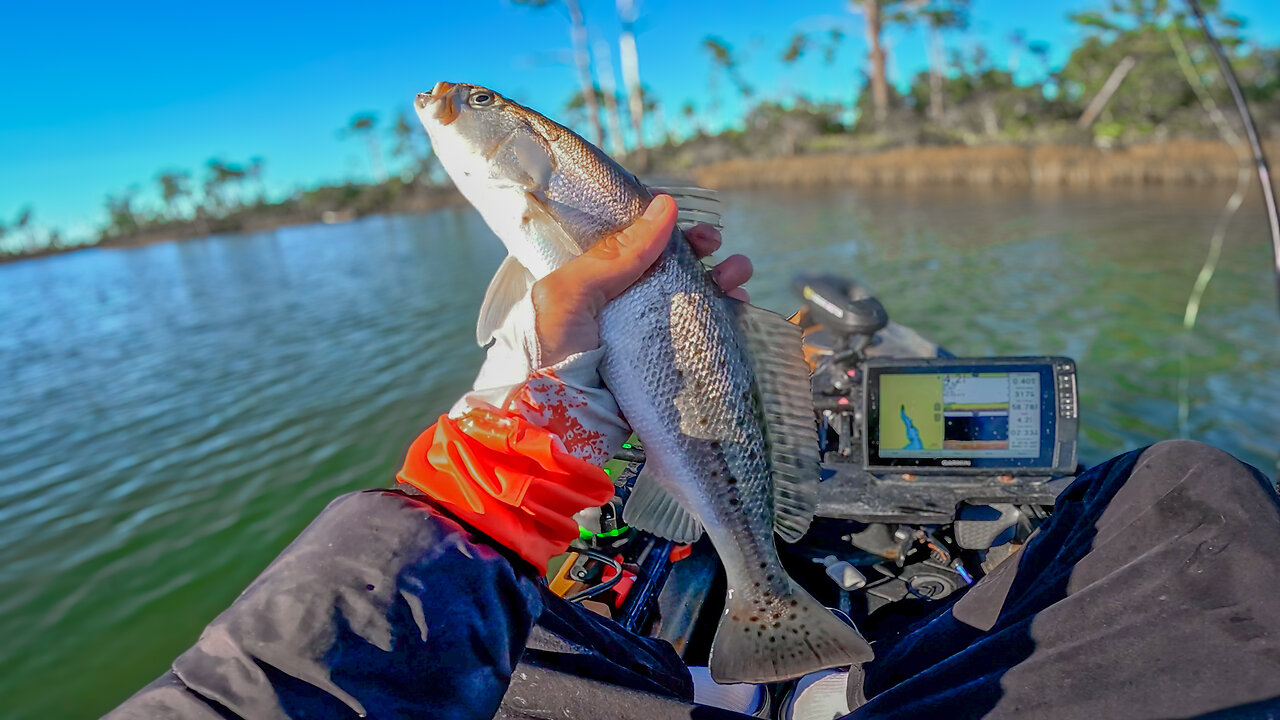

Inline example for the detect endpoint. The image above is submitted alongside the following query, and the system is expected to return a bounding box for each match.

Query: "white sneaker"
[689,666,769,717]
[779,669,852,720]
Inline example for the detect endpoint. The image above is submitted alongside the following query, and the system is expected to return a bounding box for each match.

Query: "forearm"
[396,293,624,573]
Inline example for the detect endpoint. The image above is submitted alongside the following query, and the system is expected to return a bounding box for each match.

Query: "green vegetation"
[5,0,1278,262]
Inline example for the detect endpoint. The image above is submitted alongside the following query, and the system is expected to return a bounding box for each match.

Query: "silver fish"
[415,82,872,684]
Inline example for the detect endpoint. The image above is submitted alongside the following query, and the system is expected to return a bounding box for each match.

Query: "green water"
[1,186,1276,718]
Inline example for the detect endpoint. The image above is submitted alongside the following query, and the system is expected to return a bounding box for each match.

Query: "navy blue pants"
[107,441,1280,719]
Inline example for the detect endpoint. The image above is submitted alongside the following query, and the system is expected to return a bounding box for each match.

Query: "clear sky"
[2,0,1278,241]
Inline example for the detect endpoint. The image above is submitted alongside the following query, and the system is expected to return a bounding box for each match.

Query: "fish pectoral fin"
[476,255,535,346]
[730,301,822,544]
[524,190,585,262]
[510,132,555,189]
[621,467,704,544]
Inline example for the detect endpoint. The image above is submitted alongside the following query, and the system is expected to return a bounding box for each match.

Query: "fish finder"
[863,357,1078,477]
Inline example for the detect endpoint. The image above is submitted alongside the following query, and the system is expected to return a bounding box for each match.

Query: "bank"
[690,139,1279,190]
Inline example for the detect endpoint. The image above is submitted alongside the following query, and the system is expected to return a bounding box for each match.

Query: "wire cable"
[1165,21,1254,437]
[1185,0,1280,313]
[563,550,624,603]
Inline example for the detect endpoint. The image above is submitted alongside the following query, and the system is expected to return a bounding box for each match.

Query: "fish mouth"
[416,81,461,126]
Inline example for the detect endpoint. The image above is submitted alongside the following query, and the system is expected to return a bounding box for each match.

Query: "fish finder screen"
[878,372,1042,459]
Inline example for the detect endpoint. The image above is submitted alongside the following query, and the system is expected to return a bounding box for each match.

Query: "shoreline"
[1,188,469,266]
[6,138,1273,266]
[691,139,1278,189]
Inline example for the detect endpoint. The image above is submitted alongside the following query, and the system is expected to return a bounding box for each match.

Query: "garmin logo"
[941,459,972,467]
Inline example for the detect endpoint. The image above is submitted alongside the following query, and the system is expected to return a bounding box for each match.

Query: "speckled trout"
[414,82,872,683]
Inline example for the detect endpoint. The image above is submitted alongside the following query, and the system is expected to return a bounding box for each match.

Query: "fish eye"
[470,92,495,107]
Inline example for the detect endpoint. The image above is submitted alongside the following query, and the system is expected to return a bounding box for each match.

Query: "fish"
[414,81,873,684]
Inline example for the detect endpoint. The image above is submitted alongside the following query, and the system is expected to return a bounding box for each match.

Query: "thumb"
[566,194,679,309]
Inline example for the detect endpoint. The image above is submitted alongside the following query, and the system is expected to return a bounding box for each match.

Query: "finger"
[725,287,750,302]
[685,223,722,259]
[545,194,678,310]
[710,254,753,292]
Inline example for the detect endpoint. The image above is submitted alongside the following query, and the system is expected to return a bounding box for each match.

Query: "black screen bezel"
[865,361,1058,471]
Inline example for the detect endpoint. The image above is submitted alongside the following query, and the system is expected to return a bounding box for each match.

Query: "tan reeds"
[692,139,1279,189]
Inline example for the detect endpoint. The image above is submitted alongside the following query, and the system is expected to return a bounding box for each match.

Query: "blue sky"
[2,0,1278,241]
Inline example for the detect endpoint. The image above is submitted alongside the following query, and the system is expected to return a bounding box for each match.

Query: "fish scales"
[414,81,872,684]
[600,237,785,591]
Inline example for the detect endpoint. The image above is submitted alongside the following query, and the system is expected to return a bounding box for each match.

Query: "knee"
[1141,439,1237,468]
[1136,440,1268,497]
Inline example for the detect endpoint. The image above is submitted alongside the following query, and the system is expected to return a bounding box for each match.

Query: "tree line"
[4,0,1277,259]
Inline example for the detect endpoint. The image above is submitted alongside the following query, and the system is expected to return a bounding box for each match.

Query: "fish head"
[414,82,547,194]
[415,82,649,276]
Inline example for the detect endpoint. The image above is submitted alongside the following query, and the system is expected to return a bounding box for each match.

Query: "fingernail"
[644,194,673,219]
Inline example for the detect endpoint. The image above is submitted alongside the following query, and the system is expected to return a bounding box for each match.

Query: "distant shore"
[7,138,1274,266]
[691,139,1279,189]
[0,186,469,265]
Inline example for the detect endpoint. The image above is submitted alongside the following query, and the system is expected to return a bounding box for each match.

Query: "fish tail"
[709,580,874,685]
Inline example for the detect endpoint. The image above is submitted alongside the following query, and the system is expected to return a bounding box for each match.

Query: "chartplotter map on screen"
[879,372,1041,458]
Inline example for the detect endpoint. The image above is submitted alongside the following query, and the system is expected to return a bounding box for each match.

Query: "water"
[1,186,1276,718]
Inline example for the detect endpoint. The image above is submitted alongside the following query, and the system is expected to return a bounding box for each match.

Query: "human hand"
[531,194,753,367]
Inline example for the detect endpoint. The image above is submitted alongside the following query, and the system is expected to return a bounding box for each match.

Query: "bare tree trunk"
[928,22,944,124]
[617,0,647,168]
[566,0,604,147]
[708,69,721,132]
[594,39,627,158]
[1078,55,1137,129]
[863,0,889,126]
[365,134,386,183]
[652,101,670,144]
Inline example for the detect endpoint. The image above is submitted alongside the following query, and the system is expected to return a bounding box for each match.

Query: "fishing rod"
[1185,0,1280,313]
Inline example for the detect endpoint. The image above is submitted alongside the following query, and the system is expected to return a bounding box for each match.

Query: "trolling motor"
[794,274,888,355]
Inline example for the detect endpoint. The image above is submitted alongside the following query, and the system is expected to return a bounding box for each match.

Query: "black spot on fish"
[760,562,768,569]
[728,498,739,506]
[726,476,737,485]
[749,616,759,622]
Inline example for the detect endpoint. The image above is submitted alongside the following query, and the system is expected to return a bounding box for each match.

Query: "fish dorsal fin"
[622,466,704,544]
[648,185,723,229]
[476,255,535,346]
[730,301,821,543]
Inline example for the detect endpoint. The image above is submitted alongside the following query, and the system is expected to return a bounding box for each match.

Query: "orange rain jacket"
[397,294,629,572]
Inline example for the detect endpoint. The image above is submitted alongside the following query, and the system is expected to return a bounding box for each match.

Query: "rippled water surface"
[1,186,1277,718]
